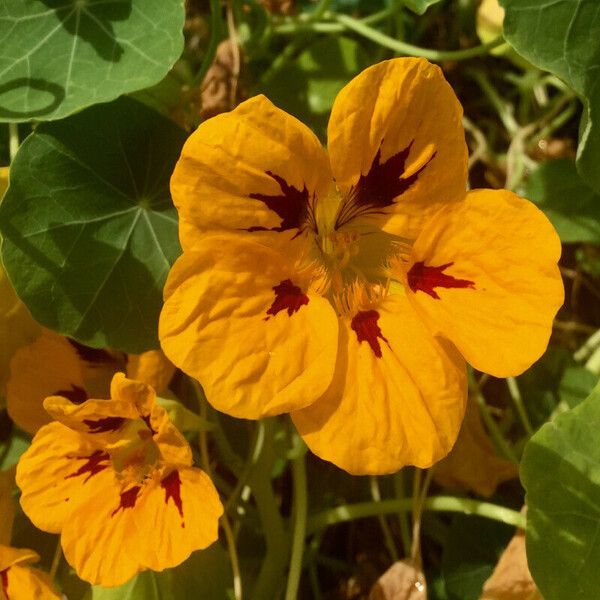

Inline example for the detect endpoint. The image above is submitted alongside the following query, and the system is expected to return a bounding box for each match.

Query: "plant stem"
[285,434,308,600]
[49,539,62,581]
[191,0,223,88]
[506,377,534,436]
[393,470,412,555]
[370,476,399,561]
[334,15,504,61]
[306,496,526,535]
[8,123,19,161]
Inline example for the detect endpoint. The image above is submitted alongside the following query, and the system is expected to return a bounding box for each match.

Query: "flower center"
[108,418,160,481]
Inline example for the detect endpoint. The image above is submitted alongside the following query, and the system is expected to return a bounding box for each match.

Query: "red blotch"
[111,485,141,517]
[407,261,475,300]
[161,470,184,527]
[83,416,125,433]
[65,450,110,483]
[54,385,88,405]
[248,171,314,235]
[142,414,157,435]
[1,569,9,599]
[67,339,116,364]
[351,310,389,358]
[336,140,435,228]
[265,279,309,320]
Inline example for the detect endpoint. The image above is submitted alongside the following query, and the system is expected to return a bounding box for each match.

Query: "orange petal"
[327,58,467,239]
[16,422,109,533]
[403,189,563,377]
[171,95,333,252]
[0,558,60,600]
[160,235,338,419]
[126,350,175,395]
[292,294,467,475]
[6,331,81,435]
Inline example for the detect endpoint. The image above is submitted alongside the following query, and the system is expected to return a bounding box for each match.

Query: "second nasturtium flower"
[160,58,563,475]
[16,374,223,587]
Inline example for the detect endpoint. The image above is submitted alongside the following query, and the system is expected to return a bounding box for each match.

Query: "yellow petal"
[126,350,175,394]
[0,545,39,572]
[16,422,109,533]
[403,189,563,377]
[160,235,338,419]
[60,468,222,586]
[171,95,333,251]
[0,263,41,400]
[1,564,60,600]
[327,58,467,239]
[0,468,16,546]
[6,331,87,435]
[480,528,542,600]
[292,294,467,475]
[434,396,518,497]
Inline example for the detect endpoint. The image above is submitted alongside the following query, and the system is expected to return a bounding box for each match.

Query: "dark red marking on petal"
[1,568,9,599]
[265,279,309,320]
[351,310,389,359]
[161,470,184,527]
[67,338,116,364]
[247,171,316,235]
[65,450,110,483]
[111,485,141,517]
[335,140,436,229]
[54,385,88,405]
[83,416,125,434]
[407,261,475,300]
[142,414,157,435]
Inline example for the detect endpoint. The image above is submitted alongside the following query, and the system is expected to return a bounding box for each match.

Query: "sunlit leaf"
[0,0,185,122]
[403,0,444,15]
[500,0,600,193]
[0,97,184,353]
[521,382,600,599]
[526,158,600,244]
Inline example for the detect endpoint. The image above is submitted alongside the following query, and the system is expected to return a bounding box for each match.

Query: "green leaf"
[0,97,185,353]
[259,36,369,139]
[91,544,233,599]
[521,382,600,599]
[500,0,600,193]
[526,158,600,244]
[403,0,444,16]
[559,366,598,409]
[0,0,185,122]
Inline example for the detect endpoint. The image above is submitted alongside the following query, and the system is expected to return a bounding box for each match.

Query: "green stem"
[284,436,308,600]
[393,470,412,555]
[260,35,309,85]
[49,539,62,581]
[506,377,534,436]
[273,7,395,34]
[8,123,19,162]
[469,69,520,134]
[370,476,399,561]
[335,15,504,61]
[306,496,526,535]
[310,0,333,21]
[191,0,223,88]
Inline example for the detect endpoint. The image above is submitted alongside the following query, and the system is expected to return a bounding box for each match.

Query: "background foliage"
[1,0,600,598]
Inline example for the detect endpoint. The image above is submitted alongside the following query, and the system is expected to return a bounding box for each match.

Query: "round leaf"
[0,97,185,353]
[0,0,185,122]
[521,383,600,599]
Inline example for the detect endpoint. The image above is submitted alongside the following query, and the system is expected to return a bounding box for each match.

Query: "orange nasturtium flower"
[0,469,59,600]
[16,373,223,587]
[159,58,563,475]
[6,329,175,435]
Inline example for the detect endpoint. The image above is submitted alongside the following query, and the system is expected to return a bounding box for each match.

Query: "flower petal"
[403,189,563,377]
[60,468,222,586]
[16,422,109,533]
[0,546,39,572]
[0,469,15,546]
[1,563,60,600]
[160,236,338,418]
[292,294,467,475]
[327,58,467,239]
[6,331,85,435]
[126,350,175,395]
[171,95,333,251]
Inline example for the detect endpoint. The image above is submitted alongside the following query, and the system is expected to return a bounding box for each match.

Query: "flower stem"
[49,538,62,581]
[393,470,412,555]
[506,377,534,436]
[370,476,400,561]
[284,433,308,600]
[306,496,526,535]
[191,0,223,88]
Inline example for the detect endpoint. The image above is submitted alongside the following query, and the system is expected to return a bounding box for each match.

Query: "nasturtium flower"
[7,329,175,435]
[160,58,563,475]
[16,373,223,587]
[0,469,60,600]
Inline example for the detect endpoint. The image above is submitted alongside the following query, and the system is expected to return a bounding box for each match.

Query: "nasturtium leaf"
[526,158,600,244]
[559,366,598,409]
[0,0,185,122]
[0,97,185,353]
[521,383,600,599]
[403,0,444,15]
[500,0,600,193]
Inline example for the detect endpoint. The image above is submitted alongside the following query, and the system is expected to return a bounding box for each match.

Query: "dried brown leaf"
[369,560,427,600]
